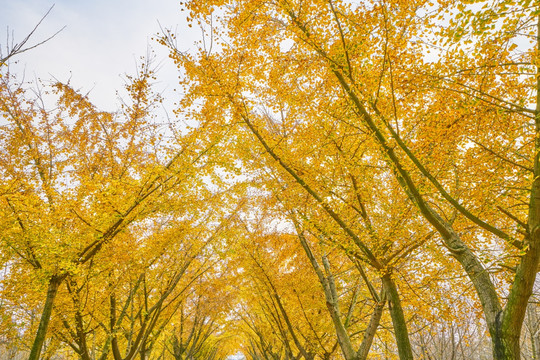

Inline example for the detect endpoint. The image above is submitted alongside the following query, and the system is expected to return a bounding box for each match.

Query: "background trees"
[2,1,540,359]
[167,0,540,359]
[0,53,240,359]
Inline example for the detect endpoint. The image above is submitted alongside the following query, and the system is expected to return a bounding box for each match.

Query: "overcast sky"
[0,0,199,110]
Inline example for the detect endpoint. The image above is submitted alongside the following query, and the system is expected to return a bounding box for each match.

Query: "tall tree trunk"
[356,300,384,360]
[381,274,413,360]
[494,11,540,360]
[28,274,64,360]
[139,343,146,360]
[75,309,91,360]
[531,331,540,360]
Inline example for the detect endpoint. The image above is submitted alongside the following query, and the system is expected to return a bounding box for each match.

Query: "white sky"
[0,0,200,110]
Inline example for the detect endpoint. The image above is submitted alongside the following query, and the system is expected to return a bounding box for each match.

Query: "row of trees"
[1,0,540,359]
[0,50,243,358]
[164,0,540,359]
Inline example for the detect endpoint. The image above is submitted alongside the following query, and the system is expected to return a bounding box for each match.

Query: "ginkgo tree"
[205,128,439,360]
[162,5,433,360]
[3,0,540,359]
[166,0,540,359]
[0,55,233,359]
[51,205,234,360]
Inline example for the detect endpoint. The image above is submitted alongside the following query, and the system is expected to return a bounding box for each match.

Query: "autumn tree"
[162,6,437,360]
[220,176,423,360]
[54,212,227,360]
[164,0,540,359]
[4,1,540,359]
[0,53,232,359]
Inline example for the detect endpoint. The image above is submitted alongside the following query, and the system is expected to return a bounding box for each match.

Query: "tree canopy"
[1,1,539,360]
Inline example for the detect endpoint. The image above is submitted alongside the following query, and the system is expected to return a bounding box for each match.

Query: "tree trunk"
[76,309,91,360]
[489,15,540,360]
[535,331,540,360]
[490,324,523,360]
[28,274,64,360]
[139,344,146,360]
[356,299,384,360]
[381,274,413,360]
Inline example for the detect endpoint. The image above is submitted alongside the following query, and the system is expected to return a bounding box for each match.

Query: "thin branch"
[1,5,65,64]
[468,138,533,173]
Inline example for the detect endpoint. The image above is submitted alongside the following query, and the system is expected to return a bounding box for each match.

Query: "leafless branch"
[0,5,65,65]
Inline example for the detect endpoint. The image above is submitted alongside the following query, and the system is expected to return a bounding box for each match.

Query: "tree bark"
[356,299,385,360]
[28,274,64,360]
[493,12,540,360]
[75,309,91,360]
[381,274,413,360]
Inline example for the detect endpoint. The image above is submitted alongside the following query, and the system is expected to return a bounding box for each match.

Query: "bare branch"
[0,5,65,65]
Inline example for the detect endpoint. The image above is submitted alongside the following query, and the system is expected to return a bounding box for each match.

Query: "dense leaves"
[1,1,540,359]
